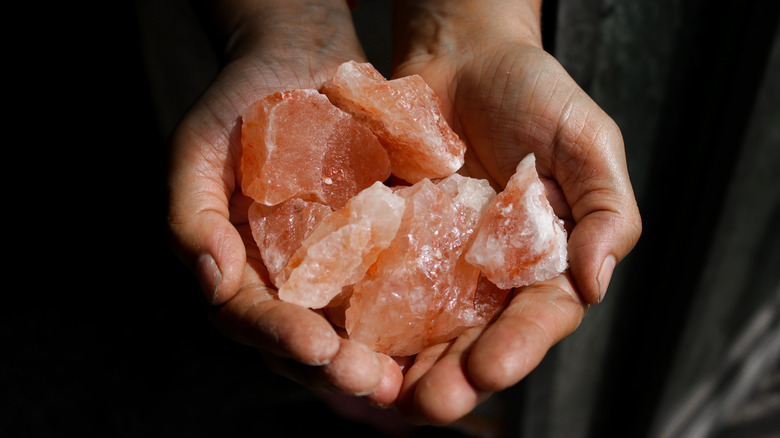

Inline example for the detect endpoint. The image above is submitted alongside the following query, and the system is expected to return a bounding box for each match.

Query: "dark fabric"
[10,1,777,437]
[509,0,780,437]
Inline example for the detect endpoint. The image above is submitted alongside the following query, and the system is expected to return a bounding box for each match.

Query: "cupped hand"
[388,0,642,425]
[167,0,642,426]
[166,2,402,406]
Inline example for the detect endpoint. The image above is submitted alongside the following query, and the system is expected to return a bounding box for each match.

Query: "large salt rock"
[320,61,466,183]
[345,179,496,357]
[240,88,392,209]
[248,198,333,286]
[465,153,568,289]
[276,182,405,309]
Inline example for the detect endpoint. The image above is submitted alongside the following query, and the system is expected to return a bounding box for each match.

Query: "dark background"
[5,1,779,437]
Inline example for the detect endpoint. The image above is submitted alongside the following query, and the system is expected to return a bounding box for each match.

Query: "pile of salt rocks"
[240,61,567,357]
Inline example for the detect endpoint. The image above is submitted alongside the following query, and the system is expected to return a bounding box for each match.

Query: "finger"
[397,327,493,426]
[567,205,640,304]
[167,121,246,305]
[467,274,587,392]
[452,48,641,305]
[262,338,383,396]
[394,343,449,425]
[321,339,383,395]
[210,280,341,366]
[549,108,642,304]
[362,353,404,407]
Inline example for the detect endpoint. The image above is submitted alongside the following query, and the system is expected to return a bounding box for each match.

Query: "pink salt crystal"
[472,274,511,325]
[248,198,333,287]
[345,179,485,357]
[276,182,405,309]
[435,173,497,216]
[240,88,391,209]
[465,153,568,289]
[320,61,466,183]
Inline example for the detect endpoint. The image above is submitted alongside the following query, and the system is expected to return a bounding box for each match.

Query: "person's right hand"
[166,0,402,406]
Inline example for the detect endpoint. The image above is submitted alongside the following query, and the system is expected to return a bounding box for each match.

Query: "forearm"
[392,0,543,65]
[189,0,360,62]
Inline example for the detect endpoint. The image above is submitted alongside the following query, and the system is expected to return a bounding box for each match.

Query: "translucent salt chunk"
[248,199,333,286]
[276,182,405,309]
[240,88,391,209]
[465,153,568,289]
[436,173,497,215]
[345,179,488,356]
[320,61,466,183]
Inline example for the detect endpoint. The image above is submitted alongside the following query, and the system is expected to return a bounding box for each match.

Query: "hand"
[387,0,642,424]
[166,0,402,406]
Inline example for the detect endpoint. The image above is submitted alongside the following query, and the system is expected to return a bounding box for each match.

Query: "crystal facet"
[240,88,391,209]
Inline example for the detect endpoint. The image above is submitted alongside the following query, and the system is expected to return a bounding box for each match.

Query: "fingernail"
[597,255,616,303]
[196,253,221,305]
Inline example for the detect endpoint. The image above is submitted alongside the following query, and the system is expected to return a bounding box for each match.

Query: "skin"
[167,0,642,426]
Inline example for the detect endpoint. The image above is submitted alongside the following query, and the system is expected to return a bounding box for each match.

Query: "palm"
[389,44,640,424]
[169,54,357,299]
[168,49,412,403]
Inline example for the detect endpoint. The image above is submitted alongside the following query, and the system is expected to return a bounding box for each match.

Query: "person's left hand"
[383,0,642,424]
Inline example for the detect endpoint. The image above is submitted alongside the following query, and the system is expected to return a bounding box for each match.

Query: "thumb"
[567,208,640,304]
[166,122,246,306]
[554,119,642,305]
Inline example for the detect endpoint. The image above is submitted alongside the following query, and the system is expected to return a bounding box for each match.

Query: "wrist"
[392,0,543,65]
[198,0,360,63]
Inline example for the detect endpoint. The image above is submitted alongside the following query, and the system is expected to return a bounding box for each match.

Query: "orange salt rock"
[276,182,405,309]
[345,179,486,357]
[240,88,391,209]
[248,198,333,287]
[465,153,568,289]
[320,60,466,183]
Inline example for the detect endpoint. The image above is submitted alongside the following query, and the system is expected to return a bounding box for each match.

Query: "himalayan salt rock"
[276,182,405,309]
[436,173,497,216]
[240,88,391,209]
[433,175,510,331]
[320,60,466,183]
[465,153,568,289]
[248,198,333,286]
[472,274,512,324]
[345,179,487,357]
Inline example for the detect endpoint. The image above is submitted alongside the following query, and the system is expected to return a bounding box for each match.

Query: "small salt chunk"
[465,153,568,289]
[248,198,333,286]
[276,182,405,309]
